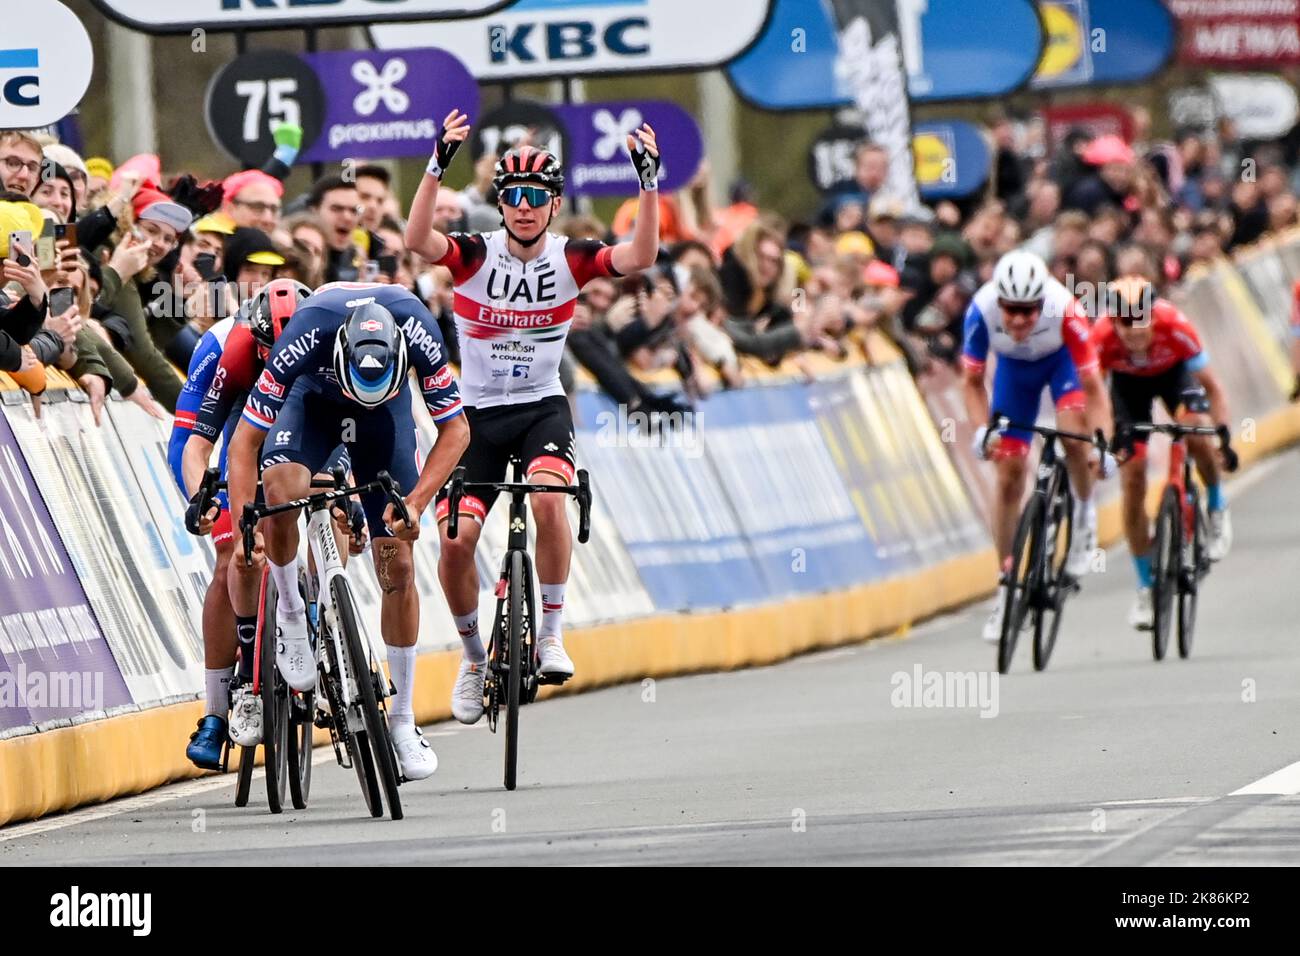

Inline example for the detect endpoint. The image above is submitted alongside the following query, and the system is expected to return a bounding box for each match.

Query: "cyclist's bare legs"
[1181,410,1221,488]
[1120,456,1151,555]
[373,537,418,650]
[1055,406,1095,501]
[993,454,1029,564]
[529,471,572,585]
[204,539,237,669]
[437,516,481,618]
[261,461,310,574]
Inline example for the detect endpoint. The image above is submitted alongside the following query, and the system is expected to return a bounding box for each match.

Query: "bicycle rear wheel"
[333,577,403,821]
[260,570,288,813]
[1151,488,1180,661]
[234,743,255,807]
[1033,478,1073,672]
[1178,489,1206,659]
[504,550,525,791]
[1000,496,1042,674]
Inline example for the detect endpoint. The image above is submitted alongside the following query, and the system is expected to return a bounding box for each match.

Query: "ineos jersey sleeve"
[241,308,330,431]
[168,326,224,494]
[195,327,258,441]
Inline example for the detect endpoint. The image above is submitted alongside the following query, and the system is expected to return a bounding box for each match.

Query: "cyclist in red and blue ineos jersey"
[225,282,469,781]
[962,250,1115,643]
[168,312,241,768]
[405,109,663,725]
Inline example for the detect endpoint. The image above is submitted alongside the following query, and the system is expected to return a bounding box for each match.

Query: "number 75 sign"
[205,51,324,167]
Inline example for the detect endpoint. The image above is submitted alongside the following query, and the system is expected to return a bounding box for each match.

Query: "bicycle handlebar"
[239,471,409,563]
[986,415,1107,454]
[1114,421,1239,473]
[446,466,593,545]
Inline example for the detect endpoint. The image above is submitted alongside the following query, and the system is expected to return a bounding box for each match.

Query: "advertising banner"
[728,0,1042,109]
[0,0,93,130]
[299,48,482,164]
[554,101,702,197]
[0,407,131,738]
[93,0,513,34]
[2,396,203,708]
[912,120,991,200]
[575,390,768,612]
[700,381,878,597]
[372,0,774,80]
[1169,0,1300,66]
[1030,0,1174,90]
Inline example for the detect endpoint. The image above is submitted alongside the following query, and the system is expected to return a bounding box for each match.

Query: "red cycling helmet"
[244,278,311,351]
[492,145,565,196]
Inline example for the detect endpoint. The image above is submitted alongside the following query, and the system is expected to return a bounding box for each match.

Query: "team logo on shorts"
[256,369,285,398]
[424,366,453,391]
[359,318,383,332]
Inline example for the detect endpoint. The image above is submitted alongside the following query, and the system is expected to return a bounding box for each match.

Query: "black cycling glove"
[425,127,463,180]
[629,140,660,192]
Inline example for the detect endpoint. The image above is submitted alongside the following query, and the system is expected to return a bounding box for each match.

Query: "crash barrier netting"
[3,230,1299,824]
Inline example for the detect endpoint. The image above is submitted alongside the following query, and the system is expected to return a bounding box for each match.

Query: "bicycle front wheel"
[260,570,288,814]
[1033,478,1073,672]
[1151,487,1180,661]
[1000,496,1042,674]
[333,576,403,821]
[1178,488,1206,659]
[504,550,525,791]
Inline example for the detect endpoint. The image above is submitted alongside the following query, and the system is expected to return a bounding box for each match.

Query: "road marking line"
[1231,760,1300,795]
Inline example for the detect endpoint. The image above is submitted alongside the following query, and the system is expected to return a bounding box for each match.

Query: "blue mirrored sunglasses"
[500,185,553,208]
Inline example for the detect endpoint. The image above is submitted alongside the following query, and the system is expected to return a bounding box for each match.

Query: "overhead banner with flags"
[825,0,919,210]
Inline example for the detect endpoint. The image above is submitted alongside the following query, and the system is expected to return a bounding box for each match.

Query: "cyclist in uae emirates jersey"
[405,109,663,723]
[1094,276,1234,629]
[963,250,1115,643]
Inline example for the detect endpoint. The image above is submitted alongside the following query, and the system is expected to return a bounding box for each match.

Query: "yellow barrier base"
[3,402,1297,829]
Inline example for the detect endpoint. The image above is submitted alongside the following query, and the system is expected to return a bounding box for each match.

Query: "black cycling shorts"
[1111,362,1210,454]
[436,395,576,525]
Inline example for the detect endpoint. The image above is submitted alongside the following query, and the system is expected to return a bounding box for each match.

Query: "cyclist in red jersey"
[1095,276,1234,629]
[405,109,663,723]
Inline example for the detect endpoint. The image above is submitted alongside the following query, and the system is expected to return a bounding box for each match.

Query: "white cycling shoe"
[537,637,575,680]
[275,608,317,692]
[982,585,1007,643]
[228,684,263,746]
[390,723,437,781]
[1129,587,1154,630]
[450,656,486,725]
[1207,508,1233,562]
[1065,504,1097,577]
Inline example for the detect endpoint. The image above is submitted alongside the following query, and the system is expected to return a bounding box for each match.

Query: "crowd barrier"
[3,229,1300,825]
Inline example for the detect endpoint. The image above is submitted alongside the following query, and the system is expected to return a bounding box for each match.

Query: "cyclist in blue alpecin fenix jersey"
[225,282,469,781]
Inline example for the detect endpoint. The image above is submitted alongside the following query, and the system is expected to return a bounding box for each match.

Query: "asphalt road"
[4,451,1299,866]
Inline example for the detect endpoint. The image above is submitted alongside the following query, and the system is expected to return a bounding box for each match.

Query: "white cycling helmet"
[993,250,1048,305]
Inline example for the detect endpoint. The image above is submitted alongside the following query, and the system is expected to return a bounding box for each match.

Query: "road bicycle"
[241,468,410,819]
[1118,422,1237,660]
[984,416,1106,674]
[446,459,592,791]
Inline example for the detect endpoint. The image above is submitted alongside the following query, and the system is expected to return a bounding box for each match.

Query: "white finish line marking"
[1231,760,1300,796]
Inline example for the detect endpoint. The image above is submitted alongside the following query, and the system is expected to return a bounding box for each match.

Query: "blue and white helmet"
[333,301,408,408]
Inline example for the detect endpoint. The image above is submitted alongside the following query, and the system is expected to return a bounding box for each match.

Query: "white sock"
[205,666,233,717]
[539,583,566,642]
[454,610,484,662]
[387,644,417,728]
[269,559,304,615]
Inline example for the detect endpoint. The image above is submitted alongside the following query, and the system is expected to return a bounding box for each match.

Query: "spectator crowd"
[4,102,1300,422]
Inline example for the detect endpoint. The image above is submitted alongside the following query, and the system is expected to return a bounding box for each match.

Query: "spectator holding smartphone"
[0,202,50,374]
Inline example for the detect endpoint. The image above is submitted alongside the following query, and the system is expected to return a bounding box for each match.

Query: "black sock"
[235,616,258,681]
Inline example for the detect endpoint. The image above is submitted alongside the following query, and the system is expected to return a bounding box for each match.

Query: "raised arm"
[610,123,663,277]
[405,109,471,263]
